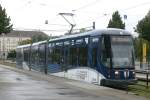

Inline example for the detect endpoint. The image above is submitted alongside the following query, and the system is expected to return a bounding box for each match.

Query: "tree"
[136,10,150,42]
[18,39,32,45]
[107,11,125,29]
[31,34,49,43]
[135,10,150,63]
[133,38,142,60]
[133,37,150,63]
[79,28,89,33]
[7,50,16,59]
[0,5,13,34]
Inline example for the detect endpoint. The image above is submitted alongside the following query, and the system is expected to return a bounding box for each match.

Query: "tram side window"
[78,47,87,66]
[31,46,39,66]
[23,48,29,63]
[35,47,39,65]
[48,47,52,63]
[52,48,59,64]
[92,48,97,68]
[39,44,45,65]
[69,39,88,66]
[16,48,23,61]
[30,48,35,65]
[69,47,77,66]
[101,36,111,67]
[51,47,63,64]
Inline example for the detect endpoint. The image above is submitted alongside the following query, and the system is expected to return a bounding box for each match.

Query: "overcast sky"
[1,0,150,36]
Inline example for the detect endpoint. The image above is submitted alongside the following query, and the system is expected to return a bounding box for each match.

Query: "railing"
[135,70,150,89]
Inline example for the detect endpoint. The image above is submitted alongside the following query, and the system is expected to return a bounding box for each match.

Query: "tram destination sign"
[111,36,131,43]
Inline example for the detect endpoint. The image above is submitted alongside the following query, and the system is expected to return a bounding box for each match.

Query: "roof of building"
[0,30,48,37]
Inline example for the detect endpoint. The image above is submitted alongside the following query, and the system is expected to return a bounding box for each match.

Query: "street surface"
[0,64,148,100]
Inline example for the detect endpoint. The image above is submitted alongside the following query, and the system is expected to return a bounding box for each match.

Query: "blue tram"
[16,28,136,86]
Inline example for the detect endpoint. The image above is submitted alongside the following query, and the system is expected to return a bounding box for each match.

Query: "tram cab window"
[101,35,111,68]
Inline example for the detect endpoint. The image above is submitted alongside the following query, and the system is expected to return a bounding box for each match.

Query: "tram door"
[90,37,99,68]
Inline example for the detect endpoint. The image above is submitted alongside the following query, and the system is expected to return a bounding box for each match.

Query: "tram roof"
[17,44,31,48]
[49,28,131,42]
[17,40,47,48]
[16,28,132,48]
[31,40,47,46]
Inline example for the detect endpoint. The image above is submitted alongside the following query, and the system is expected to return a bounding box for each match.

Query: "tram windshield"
[111,36,134,68]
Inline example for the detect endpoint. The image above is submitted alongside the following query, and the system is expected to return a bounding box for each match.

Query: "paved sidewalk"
[0,64,148,100]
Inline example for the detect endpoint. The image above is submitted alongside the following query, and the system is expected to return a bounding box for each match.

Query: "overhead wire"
[12,0,37,12]
[75,1,150,26]
[72,0,101,12]
[45,24,69,26]
[13,0,150,33]
[13,27,69,32]
[120,1,150,12]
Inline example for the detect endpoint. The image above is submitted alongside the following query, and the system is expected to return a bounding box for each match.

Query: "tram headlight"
[132,71,136,77]
[115,71,119,75]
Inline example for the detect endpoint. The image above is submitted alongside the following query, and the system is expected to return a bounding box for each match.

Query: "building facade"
[0,30,48,59]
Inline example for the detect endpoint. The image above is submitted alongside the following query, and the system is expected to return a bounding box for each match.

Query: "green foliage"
[135,10,150,61]
[18,39,32,45]
[79,28,87,33]
[134,38,150,61]
[128,81,150,99]
[19,34,49,45]
[107,11,125,29]
[79,28,90,33]
[31,34,49,43]
[136,10,150,42]
[133,38,141,60]
[0,5,13,34]
[7,50,16,59]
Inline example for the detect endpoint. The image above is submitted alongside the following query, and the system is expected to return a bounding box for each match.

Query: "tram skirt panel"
[51,67,105,85]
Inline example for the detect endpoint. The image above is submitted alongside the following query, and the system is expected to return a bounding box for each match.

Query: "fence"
[135,70,150,89]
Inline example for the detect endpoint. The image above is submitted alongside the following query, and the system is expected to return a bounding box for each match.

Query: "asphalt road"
[0,64,148,100]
